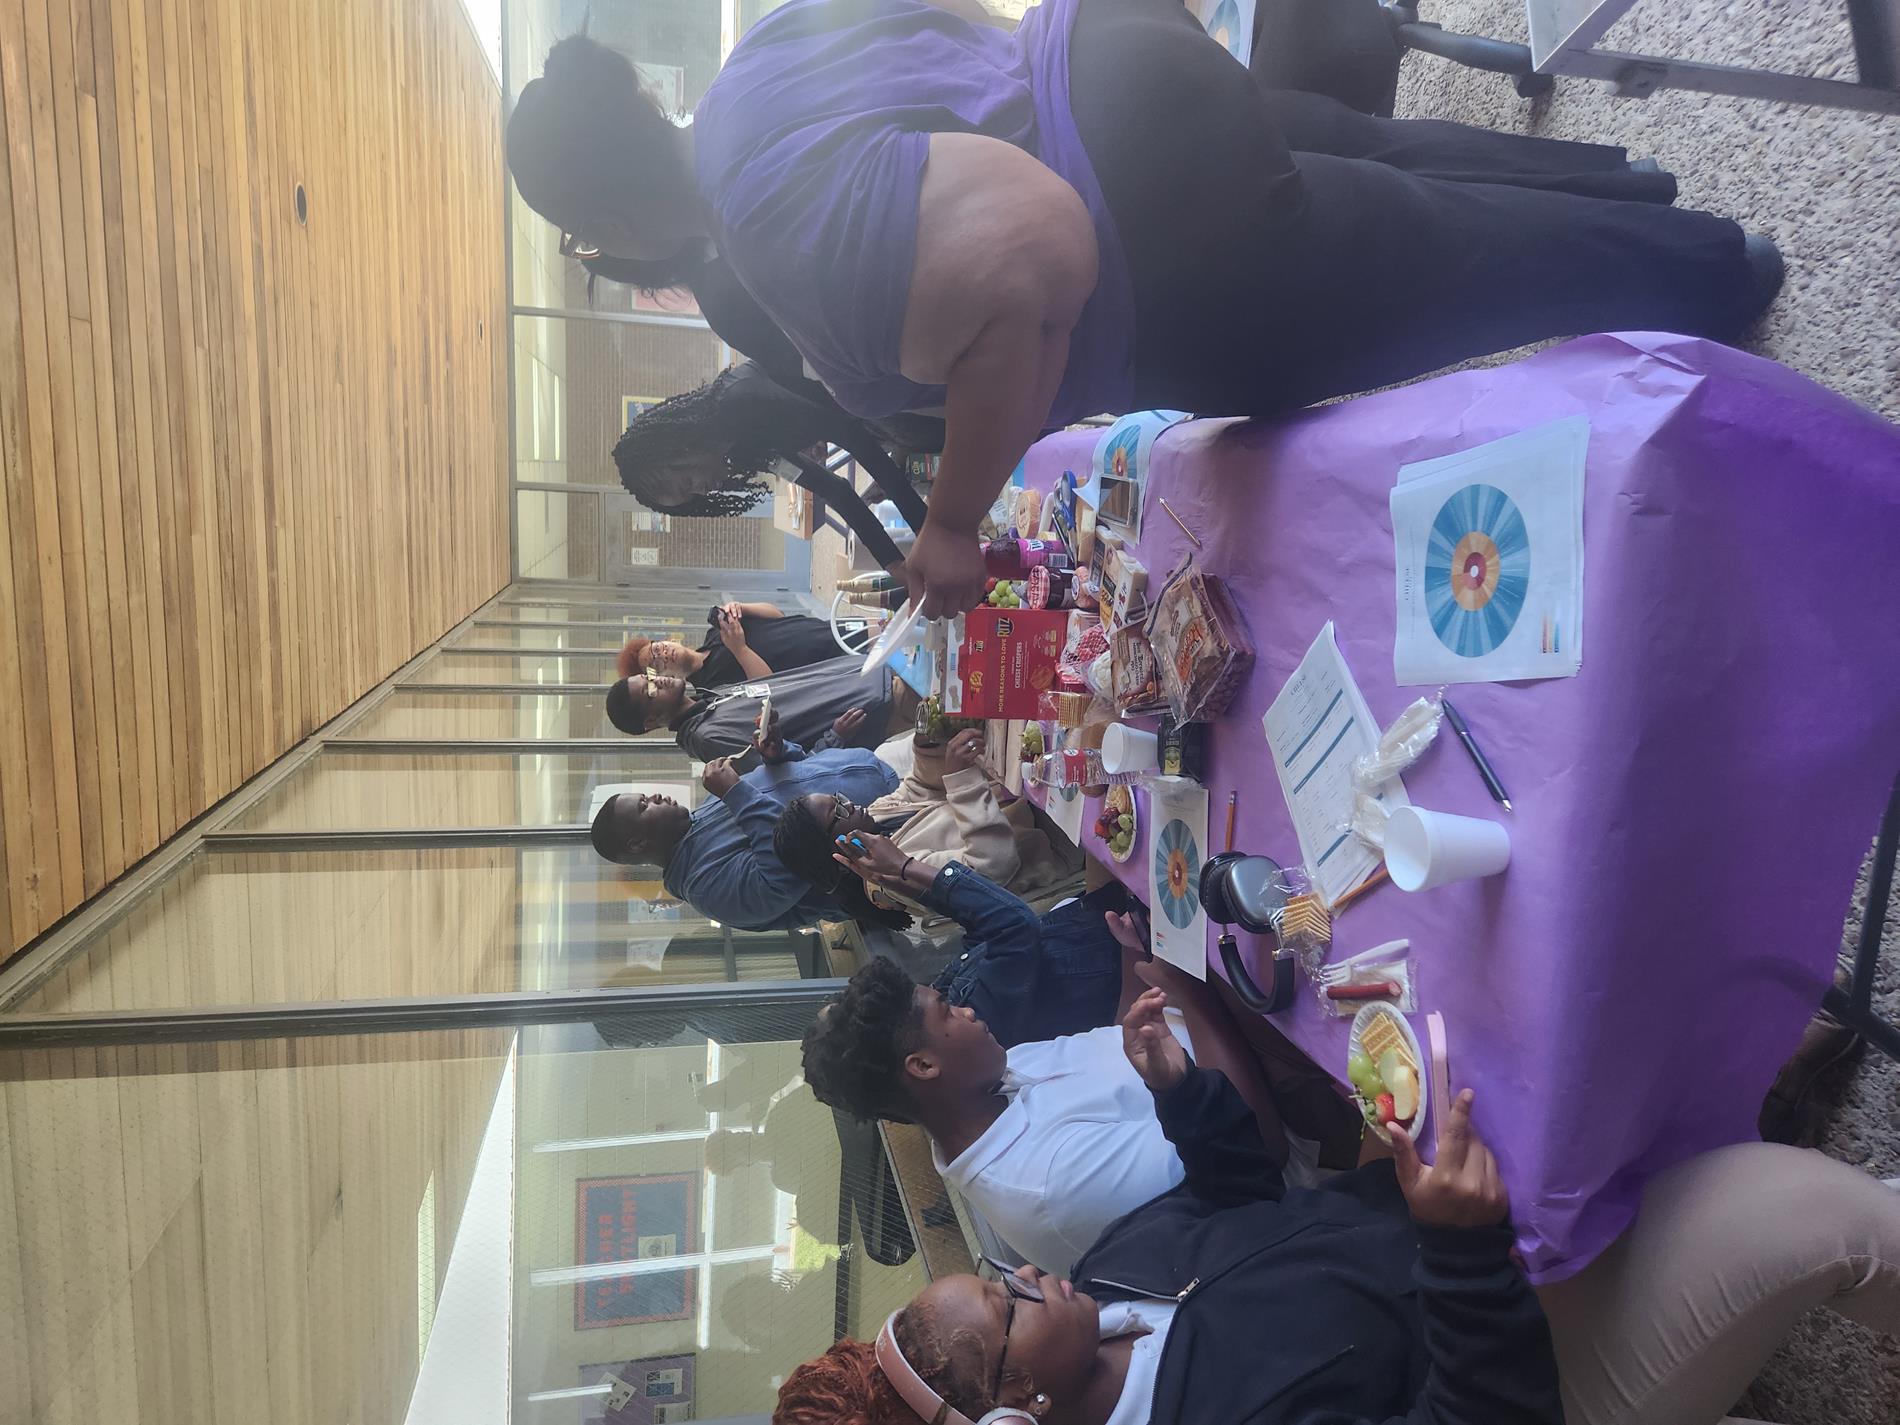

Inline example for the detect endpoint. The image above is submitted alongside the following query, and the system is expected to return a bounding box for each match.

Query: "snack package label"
[952,607,1069,719]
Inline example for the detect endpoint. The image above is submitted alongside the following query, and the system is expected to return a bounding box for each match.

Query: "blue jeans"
[926,864,1128,1049]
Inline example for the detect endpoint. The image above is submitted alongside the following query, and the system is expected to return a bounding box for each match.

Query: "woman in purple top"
[508,0,1777,617]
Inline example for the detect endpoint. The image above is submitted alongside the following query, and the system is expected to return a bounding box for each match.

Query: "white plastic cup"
[1383,804,1511,892]
[1100,723,1159,774]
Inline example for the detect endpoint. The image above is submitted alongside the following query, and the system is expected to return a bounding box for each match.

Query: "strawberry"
[1374,1092,1396,1125]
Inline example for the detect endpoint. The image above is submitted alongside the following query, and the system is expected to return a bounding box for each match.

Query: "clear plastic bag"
[1351,693,1443,850]
[1354,694,1443,787]
[1314,942,1416,1016]
[1256,864,1331,983]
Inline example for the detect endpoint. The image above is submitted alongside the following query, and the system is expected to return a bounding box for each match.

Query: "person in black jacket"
[779,987,1900,1425]
[605,654,908,761]
[777,983,1561,1425]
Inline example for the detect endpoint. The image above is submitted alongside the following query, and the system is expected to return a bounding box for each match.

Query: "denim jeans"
[927,864,1127,1048]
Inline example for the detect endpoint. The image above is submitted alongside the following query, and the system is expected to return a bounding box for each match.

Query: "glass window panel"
[0,1027,518,1423]
[505,590,707,607]
[0,1006,950,1421]
[513,1021,948,1414]
[512,314,722,494]
[337,692,672,742]
[480,606,707,627]
[225,751,693,831]
[447,625,639,653]
[8,846,817,1015]
[739,0,796,37]
[517,490,602,582]
[517,849,812,993]
[408,651,626,685]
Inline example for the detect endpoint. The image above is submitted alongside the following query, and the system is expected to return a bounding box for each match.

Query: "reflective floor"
[0,1010,943,1423]
[0,578,950,1421]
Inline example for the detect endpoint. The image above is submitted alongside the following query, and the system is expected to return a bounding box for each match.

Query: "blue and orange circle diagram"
[1425,483,1531,657]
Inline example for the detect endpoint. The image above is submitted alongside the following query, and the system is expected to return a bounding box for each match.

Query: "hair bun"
[543,32,638,91]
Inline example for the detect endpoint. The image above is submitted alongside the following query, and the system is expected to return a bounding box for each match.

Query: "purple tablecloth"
[1024,333,1900,1282]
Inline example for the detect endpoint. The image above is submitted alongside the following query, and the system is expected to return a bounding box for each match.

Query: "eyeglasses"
[558,230,601,260]
[825,798,858,838]
[979,1255,1043,1404]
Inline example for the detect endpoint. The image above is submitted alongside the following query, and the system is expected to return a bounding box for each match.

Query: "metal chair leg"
[1822,767,1900,1062]
[1382,3,1557,99]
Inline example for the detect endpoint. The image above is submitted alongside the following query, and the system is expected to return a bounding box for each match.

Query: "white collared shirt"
[932,1023,1191,1275]
[1100,1301,1176,1425]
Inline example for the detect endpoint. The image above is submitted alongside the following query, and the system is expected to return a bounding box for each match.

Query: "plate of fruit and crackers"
[1347,1004,1427,1145]
[1094,784,1137,863]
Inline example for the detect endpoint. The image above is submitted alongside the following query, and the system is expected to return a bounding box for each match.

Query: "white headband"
[875,1312,1037,1425]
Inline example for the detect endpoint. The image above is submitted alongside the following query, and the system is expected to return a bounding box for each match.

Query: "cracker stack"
[1359,1009,1419,1075]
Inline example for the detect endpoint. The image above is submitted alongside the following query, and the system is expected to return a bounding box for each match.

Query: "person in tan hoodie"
[773,727,1084,928]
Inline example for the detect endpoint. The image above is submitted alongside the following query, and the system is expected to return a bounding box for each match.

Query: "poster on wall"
[621,395,662,431]
[582,1354,697,1425]
[574,1174,698,1329]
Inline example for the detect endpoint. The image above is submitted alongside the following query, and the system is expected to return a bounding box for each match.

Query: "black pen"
[1440,698,1513,811]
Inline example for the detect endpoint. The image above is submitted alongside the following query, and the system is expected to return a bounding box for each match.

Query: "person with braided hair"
[608,360,934,569]
[774,728,1084,925]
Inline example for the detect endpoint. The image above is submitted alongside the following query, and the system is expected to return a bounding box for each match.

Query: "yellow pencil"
[1332,865,1389,914]
[1158,496,1203,548]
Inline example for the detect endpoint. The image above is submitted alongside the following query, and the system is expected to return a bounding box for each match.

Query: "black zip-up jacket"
[1069,1065,1563,1425]
[669,656,896,762]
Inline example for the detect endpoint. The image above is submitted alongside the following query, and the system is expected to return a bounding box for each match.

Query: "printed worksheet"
[1147,776,1210,979]
[1392,416,1587,684]
[1263,624,1407,906]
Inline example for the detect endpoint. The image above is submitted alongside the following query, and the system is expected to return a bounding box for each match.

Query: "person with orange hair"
[616,601,860,688]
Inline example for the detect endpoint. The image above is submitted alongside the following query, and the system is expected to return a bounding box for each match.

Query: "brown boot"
[1759,970,1864,1146]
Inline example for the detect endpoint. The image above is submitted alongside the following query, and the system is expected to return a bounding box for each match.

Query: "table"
[1024,332,1900,1282]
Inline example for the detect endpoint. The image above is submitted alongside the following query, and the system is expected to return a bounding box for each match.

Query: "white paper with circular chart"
[1146,776,1210,980]
[1390,416,1588,685]
[1194,0,1255,67]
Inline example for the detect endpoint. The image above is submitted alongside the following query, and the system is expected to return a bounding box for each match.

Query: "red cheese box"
[942,607,1068,719]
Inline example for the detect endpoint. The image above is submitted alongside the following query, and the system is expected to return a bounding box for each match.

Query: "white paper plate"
[1349,1004,1428,1145]
[1102,784,1137,864]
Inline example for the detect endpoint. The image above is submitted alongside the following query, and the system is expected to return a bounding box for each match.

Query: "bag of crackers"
[1110,626,1168,716]
[1147,563,1255,722]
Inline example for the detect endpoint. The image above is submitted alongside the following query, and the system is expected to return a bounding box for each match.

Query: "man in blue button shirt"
[589,709,899,931]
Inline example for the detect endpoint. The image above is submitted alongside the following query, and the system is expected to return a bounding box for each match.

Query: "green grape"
[1347,1052,1381,1096]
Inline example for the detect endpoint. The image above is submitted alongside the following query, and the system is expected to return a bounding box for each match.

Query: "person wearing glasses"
[607,653,910,761]
[508,0,1779,620]
[616,601,864,688]
[771,733,1085,933]
[780,986,1900,1425]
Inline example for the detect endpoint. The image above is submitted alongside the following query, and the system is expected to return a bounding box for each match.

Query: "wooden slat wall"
[0,1029,513,1424]
[0,0,509,958]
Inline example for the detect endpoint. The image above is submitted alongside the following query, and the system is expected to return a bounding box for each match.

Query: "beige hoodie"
[868,738,1085,915]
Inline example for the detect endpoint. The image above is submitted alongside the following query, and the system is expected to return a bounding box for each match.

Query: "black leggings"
[1066,0,1754,415]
